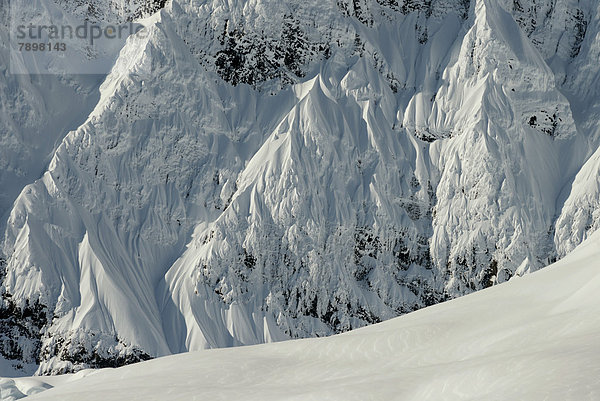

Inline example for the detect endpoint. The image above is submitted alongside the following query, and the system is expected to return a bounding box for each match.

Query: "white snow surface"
[1,0,600,374]
[5,228,599,401]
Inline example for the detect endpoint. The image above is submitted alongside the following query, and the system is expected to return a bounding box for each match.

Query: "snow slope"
[1,0,600,374]
[0,5,104,222]
[7,223,600,401]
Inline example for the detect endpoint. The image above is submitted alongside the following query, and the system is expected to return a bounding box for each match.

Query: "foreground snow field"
[1,230,597,400]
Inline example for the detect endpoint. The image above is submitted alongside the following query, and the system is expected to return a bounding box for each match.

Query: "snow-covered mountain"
[1,0,599,375]
[5,215,600,400]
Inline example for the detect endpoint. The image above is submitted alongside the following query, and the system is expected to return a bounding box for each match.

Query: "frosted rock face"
[500,0,588,59]
[51,0,167,21]
[0,0,599,374]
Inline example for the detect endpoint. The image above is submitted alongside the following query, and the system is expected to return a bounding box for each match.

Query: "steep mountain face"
[51,0,167,21]
[0,2,108,371]
[0,5,103,222]
[1,0,599,374]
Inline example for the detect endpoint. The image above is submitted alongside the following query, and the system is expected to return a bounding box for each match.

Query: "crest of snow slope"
[2,0,600,375]
[11,226,600,401]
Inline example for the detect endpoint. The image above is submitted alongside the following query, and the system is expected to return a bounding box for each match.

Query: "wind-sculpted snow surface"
[1,0,600,374]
